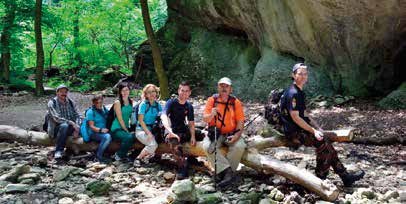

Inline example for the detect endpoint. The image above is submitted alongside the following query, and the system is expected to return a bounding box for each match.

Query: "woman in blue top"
[86,94,112,163]
[134,84,162,165]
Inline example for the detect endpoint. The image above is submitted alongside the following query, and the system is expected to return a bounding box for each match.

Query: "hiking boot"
[54,151,63,159]
[340,170,365,187]
[217,167,238,189]
[176,167,189,180]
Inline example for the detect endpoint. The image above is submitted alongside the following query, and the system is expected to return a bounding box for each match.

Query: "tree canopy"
[0,0,168,92]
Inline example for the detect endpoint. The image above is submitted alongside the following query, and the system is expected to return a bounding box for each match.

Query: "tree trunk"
[73,5,82,68]
[0,125,340,201]
[35,0,45,96]
[0,1,17,82]
[140,0,169,99]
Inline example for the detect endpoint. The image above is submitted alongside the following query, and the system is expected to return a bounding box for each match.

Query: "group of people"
[45,63,364,189]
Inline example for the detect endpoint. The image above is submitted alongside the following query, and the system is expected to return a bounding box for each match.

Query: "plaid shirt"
[47,97,80,137]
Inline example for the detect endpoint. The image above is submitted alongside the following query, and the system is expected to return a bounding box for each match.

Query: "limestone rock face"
[136,0,405,99]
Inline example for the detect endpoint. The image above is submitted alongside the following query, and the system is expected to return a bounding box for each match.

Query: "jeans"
[90,133,112,159]
[55,122,74,152]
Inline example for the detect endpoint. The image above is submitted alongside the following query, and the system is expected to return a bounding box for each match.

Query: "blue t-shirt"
[162,98,194,134]
[137,100,162,130]
[86,107,108,134]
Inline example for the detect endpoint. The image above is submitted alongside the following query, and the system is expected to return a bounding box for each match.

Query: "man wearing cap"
[46,84,81,159]
[280,63,364,187]
[202,77,246,188]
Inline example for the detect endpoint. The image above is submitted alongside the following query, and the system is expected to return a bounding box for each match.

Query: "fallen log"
[0,125,339,201]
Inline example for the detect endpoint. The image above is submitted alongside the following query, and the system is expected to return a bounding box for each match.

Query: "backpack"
[130,101,160,131]
[80,106,107,143]
[105,99,133,131]
[264,89,285,131]
[43,98,74,132]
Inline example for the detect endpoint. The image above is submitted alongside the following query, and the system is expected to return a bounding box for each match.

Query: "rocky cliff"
[135,0,406,100]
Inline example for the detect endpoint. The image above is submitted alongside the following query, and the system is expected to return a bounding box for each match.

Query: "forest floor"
[0,92,405,203]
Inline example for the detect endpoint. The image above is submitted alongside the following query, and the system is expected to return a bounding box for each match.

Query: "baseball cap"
[292,63,307,73]
[56,84,69,92]
[218,77,232,85]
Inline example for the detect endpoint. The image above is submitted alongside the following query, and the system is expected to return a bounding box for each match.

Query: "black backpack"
[106,99,133,131]
[264,89,285,131]
[43,98,74,132]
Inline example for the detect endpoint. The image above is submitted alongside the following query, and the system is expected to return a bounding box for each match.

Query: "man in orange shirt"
[203,77,247,188]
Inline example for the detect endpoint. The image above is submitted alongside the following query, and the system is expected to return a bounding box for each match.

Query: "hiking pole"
[214,116,217,191]
[244,112,263,128]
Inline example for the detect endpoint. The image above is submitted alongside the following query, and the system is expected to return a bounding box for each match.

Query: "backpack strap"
[212,94,235,129]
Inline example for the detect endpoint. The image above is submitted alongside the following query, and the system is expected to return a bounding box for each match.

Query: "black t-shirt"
[163,98,194,134]
[280,84,310,133]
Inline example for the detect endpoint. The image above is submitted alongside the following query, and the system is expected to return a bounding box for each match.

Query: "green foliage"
[1,0,168,92]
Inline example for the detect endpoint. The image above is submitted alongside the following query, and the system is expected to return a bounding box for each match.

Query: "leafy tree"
[140,0,169,99]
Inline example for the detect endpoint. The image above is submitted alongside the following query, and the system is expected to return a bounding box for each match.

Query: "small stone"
[113,195,131,202]
[382,190,399,201]
[91,163,107,170]
[80,169,95,177]
[192,176,202,184]
[0,164,31,183]
[163,172,175,181]
[19,179,35,185]
[259,198,272,204]
[315,201,334,204]
[198,192,223,204]
[269,188,284,201]
[5,183,30,193]
[73,200,88,204]
[170,179,197,202]
[334,97,346,105]
[76,193,91,200]
[274,191,284,201]
[58,197,74,204]
[239,191,262,203]
[135,167,149,175]
[17,173,40,183]
[59,189,75,197]
[198,184,216,194]
[86,180,111,196]
[358,188,376,199]
[97,167,115,179]
[54,167,76,182]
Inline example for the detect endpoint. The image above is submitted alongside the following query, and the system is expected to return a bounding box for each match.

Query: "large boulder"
[135,0,405,99]
[378,82,406,109]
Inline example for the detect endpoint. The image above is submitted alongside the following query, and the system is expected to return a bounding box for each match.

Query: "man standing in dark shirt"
[161,81,196,179]
[280,63,364,187]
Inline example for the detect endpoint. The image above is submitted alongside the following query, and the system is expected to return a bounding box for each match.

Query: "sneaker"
[341,170,365,187]
[114,153,123,161]
[54,151,63,159]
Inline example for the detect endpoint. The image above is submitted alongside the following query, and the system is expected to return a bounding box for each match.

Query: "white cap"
[218,77,232,85]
